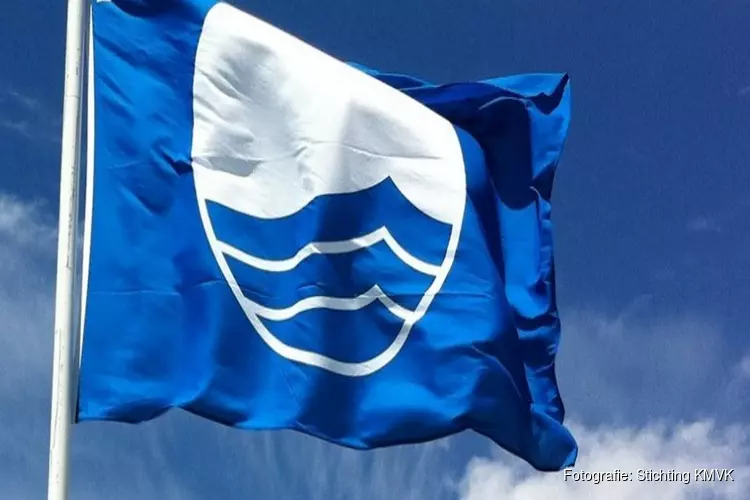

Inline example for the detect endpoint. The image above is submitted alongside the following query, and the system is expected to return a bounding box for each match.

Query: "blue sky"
[1,1,749,498]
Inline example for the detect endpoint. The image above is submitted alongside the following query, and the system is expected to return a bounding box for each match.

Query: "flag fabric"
[78,0,577,471]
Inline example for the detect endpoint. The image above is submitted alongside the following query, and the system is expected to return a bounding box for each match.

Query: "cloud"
[739,85,750,97]
[0,193,56,390]
[0,192,57,250]
[0,87,61,143]
[685,198,750,237]
[460,420,749,500]
[736,354,750,381]
[687,216,721,233]
[555,302,748,426]
[0,193,57,499]
[225,429,457,500]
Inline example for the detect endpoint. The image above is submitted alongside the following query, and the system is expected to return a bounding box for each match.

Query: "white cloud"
[736,354,750,381]
[687,216,721,233]
[460,420,749,500]
[0,193,56,250]
[0,88,40,109]
[262,432,456,500]
[555,304,747,425]
[0,87,61,143]
[0,193,56,392]
[0,193,58,500]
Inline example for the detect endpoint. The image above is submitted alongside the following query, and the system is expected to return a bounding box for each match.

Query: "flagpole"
[48,0,89,498]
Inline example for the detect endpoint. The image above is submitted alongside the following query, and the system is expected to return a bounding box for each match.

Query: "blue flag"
[78,0,577,471]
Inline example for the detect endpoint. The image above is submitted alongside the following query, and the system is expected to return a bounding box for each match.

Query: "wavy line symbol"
[220,224,440,325]
[193,176,465,377]
[190,10,467,376]
[217,226,442,277]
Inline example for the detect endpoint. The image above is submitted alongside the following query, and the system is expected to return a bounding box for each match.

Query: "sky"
[1,0,749,498]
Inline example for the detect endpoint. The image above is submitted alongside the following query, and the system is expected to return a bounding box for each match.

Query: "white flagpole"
[48,0,89,498]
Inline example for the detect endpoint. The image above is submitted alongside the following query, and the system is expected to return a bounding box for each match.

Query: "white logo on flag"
[190,3,466,376]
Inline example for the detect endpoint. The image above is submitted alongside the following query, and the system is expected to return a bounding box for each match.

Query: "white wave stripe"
[242,285,411,321]
[216,226,441,276]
